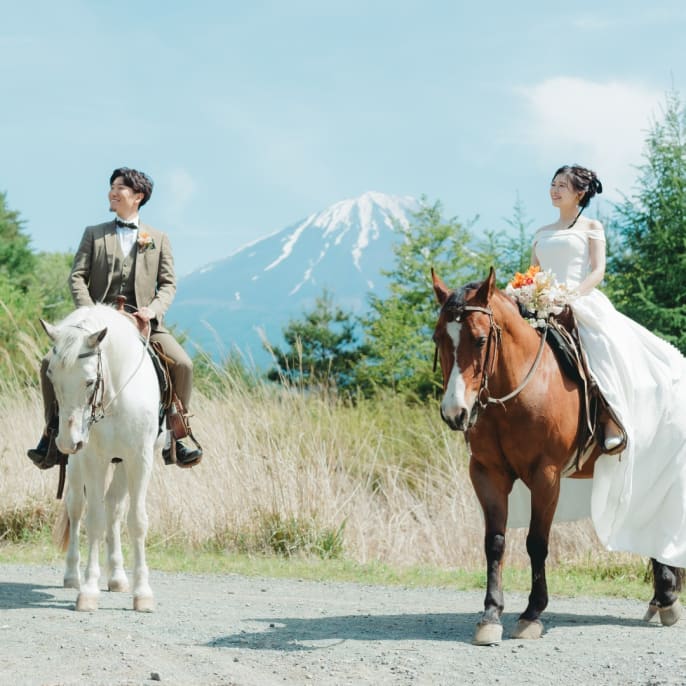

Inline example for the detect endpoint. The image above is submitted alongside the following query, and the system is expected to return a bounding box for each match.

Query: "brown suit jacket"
[69,220,176,330]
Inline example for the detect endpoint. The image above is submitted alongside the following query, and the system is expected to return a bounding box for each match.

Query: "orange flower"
[510,265,540,289]
[137,231,156,252]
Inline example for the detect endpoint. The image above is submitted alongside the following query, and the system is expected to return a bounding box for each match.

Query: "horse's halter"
[434,303,548,424]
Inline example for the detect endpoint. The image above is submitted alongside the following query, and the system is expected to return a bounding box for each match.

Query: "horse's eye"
[86,379,96,388]
[476,336,487,349]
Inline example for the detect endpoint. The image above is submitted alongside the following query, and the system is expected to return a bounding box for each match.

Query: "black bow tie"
[115,219,138,230]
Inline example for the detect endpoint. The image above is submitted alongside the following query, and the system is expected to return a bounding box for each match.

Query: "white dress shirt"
[116,216,139,255]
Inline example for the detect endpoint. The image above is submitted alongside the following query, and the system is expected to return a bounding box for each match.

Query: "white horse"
[43,304,160,612]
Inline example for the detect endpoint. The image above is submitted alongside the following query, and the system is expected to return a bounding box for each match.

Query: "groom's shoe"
[163,439,203,468]
[27,432,67,470]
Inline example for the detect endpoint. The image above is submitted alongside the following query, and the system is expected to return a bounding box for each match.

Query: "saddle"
[540,306,626,477]
[114,296,202,465]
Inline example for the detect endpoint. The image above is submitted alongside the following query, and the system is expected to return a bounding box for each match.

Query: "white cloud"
[163,167,197,217]
[517,77,664,198]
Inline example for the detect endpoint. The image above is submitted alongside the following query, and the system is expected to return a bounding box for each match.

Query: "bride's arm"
[575,234,606,296]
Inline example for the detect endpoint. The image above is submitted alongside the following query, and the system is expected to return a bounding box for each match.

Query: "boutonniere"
[137,231,156,253]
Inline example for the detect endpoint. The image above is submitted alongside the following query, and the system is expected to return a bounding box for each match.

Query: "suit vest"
[106,240,138,308]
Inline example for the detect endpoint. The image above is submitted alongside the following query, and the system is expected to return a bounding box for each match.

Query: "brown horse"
[431,267,683,645]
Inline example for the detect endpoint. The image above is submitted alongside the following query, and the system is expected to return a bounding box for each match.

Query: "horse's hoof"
[63,576,80,590]
[659,600,682,627]
[511,618,544,639]
[75,593,98,612]
[473,621,503,645]
[108,578,130,593]
[643,603,659,622]
[133,595,154,613]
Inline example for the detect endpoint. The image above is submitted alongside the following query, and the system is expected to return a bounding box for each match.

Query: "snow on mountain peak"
[265,191,418,272]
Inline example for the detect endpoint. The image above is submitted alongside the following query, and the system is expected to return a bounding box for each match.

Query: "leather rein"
[434,304,548,415]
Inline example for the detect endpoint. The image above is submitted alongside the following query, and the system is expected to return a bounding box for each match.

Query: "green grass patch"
[0,527,653,600]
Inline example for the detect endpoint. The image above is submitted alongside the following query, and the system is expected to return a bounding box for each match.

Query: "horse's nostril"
[75,441,84,452]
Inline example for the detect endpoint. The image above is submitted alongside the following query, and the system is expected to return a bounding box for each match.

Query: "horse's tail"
[52,489,70,552]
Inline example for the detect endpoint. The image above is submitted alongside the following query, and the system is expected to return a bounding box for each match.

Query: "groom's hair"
[110,167,154,208]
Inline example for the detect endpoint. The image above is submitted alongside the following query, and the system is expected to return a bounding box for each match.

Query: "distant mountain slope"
[167,191,420,366]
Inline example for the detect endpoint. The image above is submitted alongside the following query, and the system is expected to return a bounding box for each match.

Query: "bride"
[530,164,686,567]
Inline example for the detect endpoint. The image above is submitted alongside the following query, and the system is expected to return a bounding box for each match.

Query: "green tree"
[0,191,36,291]
[355,198,480,398]
[474,195,535,286]
[606,92,686,353]
[34,251,74,321]
[266,289,364,392]
[0,192,73,386]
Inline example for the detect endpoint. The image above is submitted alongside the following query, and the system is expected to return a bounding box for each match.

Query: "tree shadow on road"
[207,610,652,651]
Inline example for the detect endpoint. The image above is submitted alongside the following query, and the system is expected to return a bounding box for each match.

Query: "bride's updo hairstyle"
[552,164,603,227]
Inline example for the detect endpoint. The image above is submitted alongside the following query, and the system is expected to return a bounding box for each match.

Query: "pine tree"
[0,191,36,290]
[606,92,686,353]
[266,289,364,392]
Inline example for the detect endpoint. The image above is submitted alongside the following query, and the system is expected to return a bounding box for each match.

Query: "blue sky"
[1,1,684,275]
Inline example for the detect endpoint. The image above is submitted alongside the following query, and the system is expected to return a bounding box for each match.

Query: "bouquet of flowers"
[505,265,576,328]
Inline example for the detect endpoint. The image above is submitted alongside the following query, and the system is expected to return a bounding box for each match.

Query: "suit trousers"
[39,330,194,426]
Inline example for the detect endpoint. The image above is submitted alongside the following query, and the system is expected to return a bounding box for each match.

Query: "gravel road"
[1,563,685,686]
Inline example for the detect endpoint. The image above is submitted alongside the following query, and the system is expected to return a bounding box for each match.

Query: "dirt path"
[1,563,685,685]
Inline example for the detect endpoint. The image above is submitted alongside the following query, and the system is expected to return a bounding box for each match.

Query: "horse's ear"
[40,319,58,341]
[86,327,108,348]
[431,268,451,305]
[474,266,496,305]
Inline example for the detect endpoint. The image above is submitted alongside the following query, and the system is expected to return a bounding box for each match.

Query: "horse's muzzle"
[441,406,468,431]
[56,437,84,454]
[440,403,479,432]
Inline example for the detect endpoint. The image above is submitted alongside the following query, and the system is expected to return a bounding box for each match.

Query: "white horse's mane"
[53,304,140,367]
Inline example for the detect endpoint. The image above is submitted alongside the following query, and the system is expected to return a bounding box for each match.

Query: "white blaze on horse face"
[441,320,472,421]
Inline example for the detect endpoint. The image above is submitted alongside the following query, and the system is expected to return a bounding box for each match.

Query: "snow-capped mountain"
[167,191,420,365]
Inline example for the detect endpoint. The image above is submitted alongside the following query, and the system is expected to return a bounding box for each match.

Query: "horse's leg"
[105,463,130,593]
[126,454,154,612]
[63,462,85,590]
[645,559,684,626]
[470,459,512,646]
[75,458,108,612]
[510,466,561,640]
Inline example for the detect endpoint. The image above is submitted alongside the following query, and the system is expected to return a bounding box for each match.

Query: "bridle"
[434,303,548,420]
[77,346,106,426]
[60,319,152,428]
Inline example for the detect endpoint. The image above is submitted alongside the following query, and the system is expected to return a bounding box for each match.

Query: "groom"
[27,167,202,469]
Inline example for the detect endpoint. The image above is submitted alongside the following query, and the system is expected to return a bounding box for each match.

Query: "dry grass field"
[0,371,639,573]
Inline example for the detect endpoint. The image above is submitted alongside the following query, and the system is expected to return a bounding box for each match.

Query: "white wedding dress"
[522,223,686,566]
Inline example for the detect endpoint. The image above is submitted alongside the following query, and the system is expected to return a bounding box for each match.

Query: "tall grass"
[0,356,638,572]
